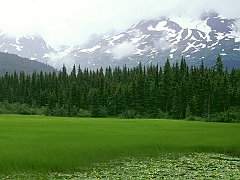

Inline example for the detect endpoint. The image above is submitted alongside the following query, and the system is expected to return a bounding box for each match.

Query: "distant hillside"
[0,52,56,75]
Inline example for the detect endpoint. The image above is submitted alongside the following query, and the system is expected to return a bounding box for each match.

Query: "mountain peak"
[201,11,220,20]
[65,12,240,70]
[0,12,240,71]
[0,33,55,62]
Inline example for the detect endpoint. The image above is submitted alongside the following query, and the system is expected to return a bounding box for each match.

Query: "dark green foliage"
[0,101,46,115]
[120,109,138,119]
[0,56,239,121]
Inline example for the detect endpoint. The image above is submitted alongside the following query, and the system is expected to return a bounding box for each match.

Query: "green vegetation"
[0,52,56,75]
[1,56,240,121]
[0,102,46,115]
[0,115,239,174]
[2,153,240,179]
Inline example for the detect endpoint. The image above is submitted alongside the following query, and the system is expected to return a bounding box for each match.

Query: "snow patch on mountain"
[216,32,225,40]
[80,45,101,53]
[148,21,167,31]
[182,42,196,53]
[171,29,184,46]
[10,44,23,51]
[0,43,5,48]
[105,34,125,46]
[171,16,211,41]
[42,54,51,58]
[231,30,240,42]
[182,29,192,41]
[220,53,227,56]
[130,34,149,44]
[233,48,240,51]
[170,47,177,53]
[105,49,111,54]
[133,48,144,55]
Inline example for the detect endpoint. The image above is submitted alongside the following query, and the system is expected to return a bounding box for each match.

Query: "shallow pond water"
[1,153,240,179]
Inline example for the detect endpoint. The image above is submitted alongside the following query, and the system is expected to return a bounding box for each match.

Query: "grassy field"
[0,114,239,174]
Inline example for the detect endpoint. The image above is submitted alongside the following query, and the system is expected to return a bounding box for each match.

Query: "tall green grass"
[0,115,239,173]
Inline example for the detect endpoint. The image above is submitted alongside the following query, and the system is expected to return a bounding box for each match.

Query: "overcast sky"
[0,0,239,48]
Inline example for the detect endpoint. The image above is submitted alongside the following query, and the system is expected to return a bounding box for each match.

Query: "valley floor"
[0,115,239,178]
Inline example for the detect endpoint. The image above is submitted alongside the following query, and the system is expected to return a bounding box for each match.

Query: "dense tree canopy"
[0,56,240,121]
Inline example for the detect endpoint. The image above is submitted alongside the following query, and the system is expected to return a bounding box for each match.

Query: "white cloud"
[47,47,76,70]
[236,19,240,32]
[0,0,239,48]
[154,39,172,51]
[112,41,136,59]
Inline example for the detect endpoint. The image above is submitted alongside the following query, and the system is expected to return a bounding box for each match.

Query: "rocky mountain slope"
[69,12,240,69]
[0,12,239,70]
[0,33,55,63]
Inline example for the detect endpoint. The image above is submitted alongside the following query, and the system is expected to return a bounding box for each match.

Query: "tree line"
[0,56,240,122]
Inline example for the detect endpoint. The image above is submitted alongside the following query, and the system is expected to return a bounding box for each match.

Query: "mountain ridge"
[0,32,55,63]
[0,12,239,70]
[0,52,56,75]
[67,12,240,70]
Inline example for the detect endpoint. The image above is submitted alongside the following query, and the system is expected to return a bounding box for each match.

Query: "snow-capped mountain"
[0,33,55,63]
[1,12,239,70]
[68,12,240,69]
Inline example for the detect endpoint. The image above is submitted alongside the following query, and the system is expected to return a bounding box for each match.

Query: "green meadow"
[0,114,240,175]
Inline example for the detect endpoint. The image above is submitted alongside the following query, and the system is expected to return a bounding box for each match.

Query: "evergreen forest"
[0,56,240,122]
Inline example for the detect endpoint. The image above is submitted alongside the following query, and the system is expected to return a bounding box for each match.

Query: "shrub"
[0,101,46,115]
[157,109,170,119]
[208,107,240,123]
[78,109,92,117]
[120,109,138,119]
[99,106,108,118]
